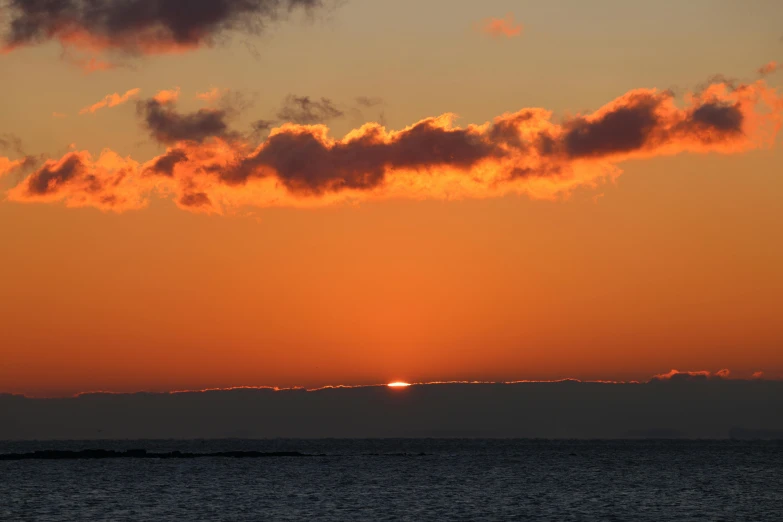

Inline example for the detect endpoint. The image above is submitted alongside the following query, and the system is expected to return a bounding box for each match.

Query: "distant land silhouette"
[1,380,782,440]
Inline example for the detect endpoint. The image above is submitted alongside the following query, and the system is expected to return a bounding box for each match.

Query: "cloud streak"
[79,88,141,115]
[6,78,782,214]
[479,14,523,39]
[651,369,731,382]
[276,95,344,124]
[196,87,227,103]
[758,61,779,77]
[1,0,329,59]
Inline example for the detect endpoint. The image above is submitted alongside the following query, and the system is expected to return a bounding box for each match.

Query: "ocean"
[1,440,781,521]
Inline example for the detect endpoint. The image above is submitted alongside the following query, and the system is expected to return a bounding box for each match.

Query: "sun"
[387,382,411,388]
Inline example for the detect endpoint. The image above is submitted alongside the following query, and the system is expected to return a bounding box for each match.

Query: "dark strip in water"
[0,449,317,460]
[0,450,434,460]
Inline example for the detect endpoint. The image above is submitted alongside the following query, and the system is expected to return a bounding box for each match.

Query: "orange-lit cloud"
[0,155,39,178]
[75,56,116,73]
[6,79,782,214]
[153,88,181,105]
[58,46,118,73]
[1,0,329,59]
[0,157,24,177]
[651,369,731,381]
[479,14,523,39]
[52,112,68,119]
[195,88,226,103]
[79,88,141,115]
[758,61,779,77]
[6,150,146,212]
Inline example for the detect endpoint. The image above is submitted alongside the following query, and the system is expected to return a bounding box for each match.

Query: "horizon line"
[4,371,777,399]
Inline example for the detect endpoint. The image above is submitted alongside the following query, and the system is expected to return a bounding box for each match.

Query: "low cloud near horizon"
[1,368,777,400]
[2,378,781,439]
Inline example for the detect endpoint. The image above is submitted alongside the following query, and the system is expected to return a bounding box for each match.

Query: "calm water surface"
[1,440,781,521]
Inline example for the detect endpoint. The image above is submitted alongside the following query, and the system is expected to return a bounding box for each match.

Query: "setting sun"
[387,382,412,388]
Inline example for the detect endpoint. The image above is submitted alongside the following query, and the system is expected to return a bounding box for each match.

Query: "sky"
[1,0,782,397]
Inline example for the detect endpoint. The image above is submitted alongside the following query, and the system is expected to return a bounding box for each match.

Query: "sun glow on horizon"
[387,382,412,388]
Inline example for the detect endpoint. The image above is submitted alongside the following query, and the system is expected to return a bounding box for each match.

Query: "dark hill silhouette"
[1,381,781,440]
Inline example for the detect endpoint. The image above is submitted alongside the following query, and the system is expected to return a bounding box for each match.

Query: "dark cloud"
[563,94,661,158]
[1,0,328,55]
[276,95,344,124]
[560,92,745,159]
[137,99,232,144]
[250,94,383,138]
[355,96,384,108]
[0,133,25,155]
[16,155,42,172]
[146,149,189,176]
[488,111,535,149]
[221,118,498,194]
[688,103,743,132]
[179,191,212,208]
[251,119,275,132]
[23,154,84,196]
[2,379,782,439]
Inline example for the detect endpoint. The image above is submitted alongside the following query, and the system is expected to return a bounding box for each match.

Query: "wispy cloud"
[355,96,384,108]
[195,88,227,103]
[61,48,117,73]
[79,88,141,115]
[0,133,24,156]
[758,61,779,77]
[276,95,344,125]
[479,14,523,39]
[0,134,39,177]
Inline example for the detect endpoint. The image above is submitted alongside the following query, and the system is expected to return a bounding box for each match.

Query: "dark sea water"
[1,440,781,521]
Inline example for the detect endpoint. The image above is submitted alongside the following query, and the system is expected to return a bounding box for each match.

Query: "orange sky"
[1,0,782,397]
